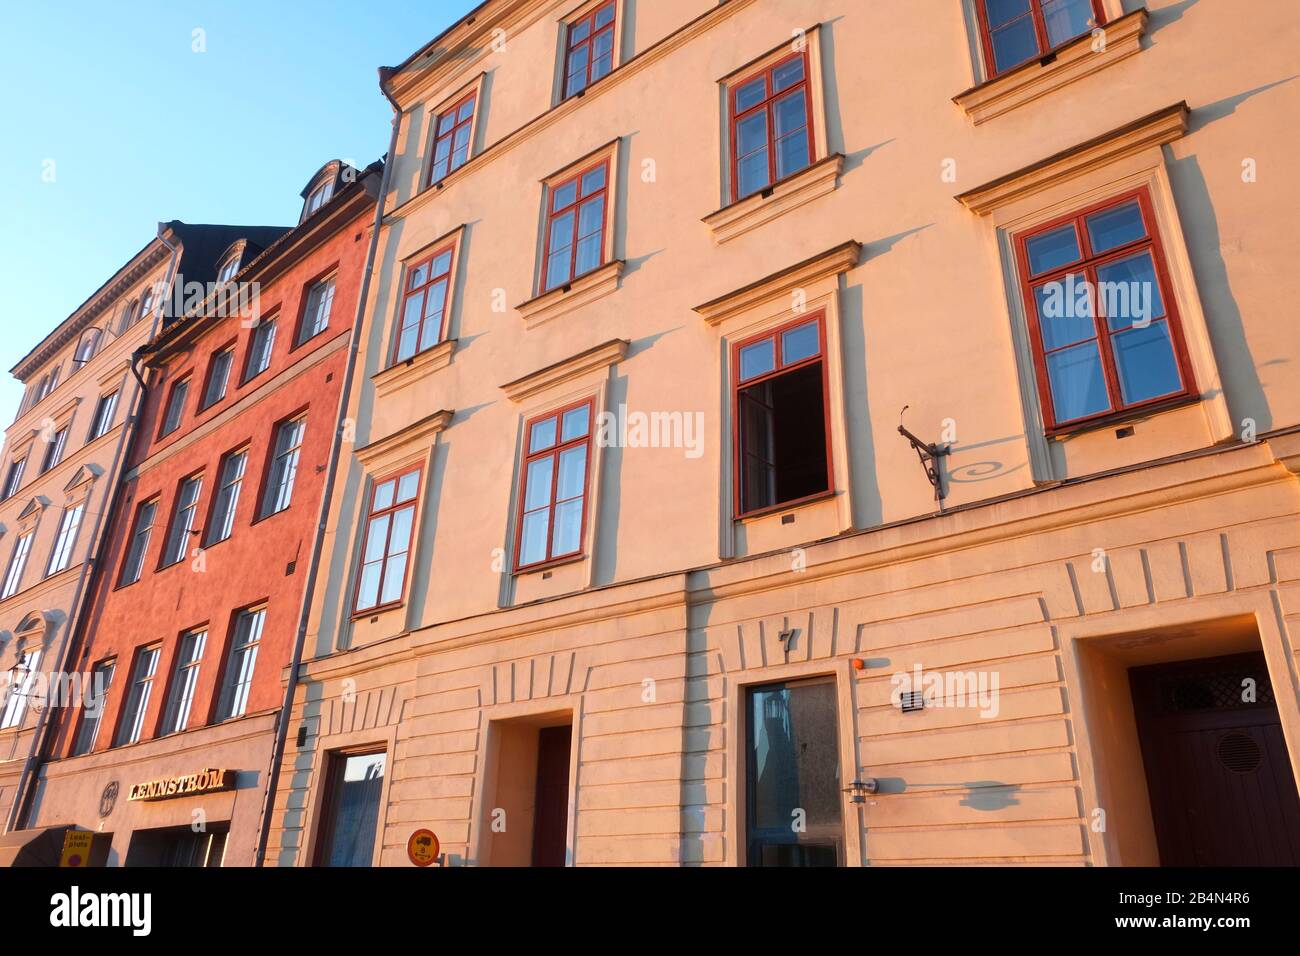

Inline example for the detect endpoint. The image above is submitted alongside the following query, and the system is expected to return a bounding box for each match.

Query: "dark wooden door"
[1131,652,1300,866]
[531,724,572,867]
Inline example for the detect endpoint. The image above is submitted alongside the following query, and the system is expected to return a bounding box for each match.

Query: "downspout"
[253,90,401,866]
[6,225,178,833]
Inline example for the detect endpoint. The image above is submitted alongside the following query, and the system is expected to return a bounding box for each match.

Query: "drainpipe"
[252,94,400,867]
[6,225,178,833]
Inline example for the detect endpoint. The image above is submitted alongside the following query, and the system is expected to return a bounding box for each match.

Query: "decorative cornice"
[516,259,624,330]
[371,339,458,398]
[953,9,1149,125]
[500,338,629,402]
[693,240,862,326]
[354,409,455,468]
[11,241,169,379]
[955,101,1190,215]
[703,154,844,244]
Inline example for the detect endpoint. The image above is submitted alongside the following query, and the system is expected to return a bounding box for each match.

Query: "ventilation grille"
[1217,732,1263,774]
[1158,668,1273,713]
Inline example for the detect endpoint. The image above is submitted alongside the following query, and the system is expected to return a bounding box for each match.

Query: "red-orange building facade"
[20,163,381,866]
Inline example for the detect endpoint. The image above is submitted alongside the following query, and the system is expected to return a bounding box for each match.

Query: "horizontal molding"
[516,259,624,330]
[693,240,861,325]
[372,338,458,399]
[703,153,843,244]
[500,338,628,402]
[953,8,1149,125]
[355,409,454,468]
[956,101,1190,215]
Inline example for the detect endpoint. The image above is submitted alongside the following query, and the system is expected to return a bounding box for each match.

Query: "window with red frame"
[428,93,476,185]
[563,2,616,99]
[976,0,1105,76]
[515,400,594,570]
[354,467,421,613]
[734,315,831,517]
[1016,189,1194,433]
[729,51,815,201]
[393,247,454,363]
[541,161,609,293]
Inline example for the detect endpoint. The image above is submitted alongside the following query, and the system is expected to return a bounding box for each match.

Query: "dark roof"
[167,221,293,289]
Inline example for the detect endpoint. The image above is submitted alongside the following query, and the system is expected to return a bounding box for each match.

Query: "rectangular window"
[72,659,115,756]
[261,417,305,517]
[1,650,41,730]
[201,347,235,409]
[2,531,34,599]
[88,391,119,441]
[977,0,1105,76]
[161,475,203,567]
[115,644,160,746]
[159,377,190,438]
[354,468,420,613]
[297,276,336,345]
[746,677,843,866]
[393,248,454,363]
[244,317,277,381]
[2,457,25,499]
[161,628,207,734]
[217,606,264,721]
[207,449,247,545]
[729,51,814,201]
[40,426,69,473]
[315,751,387,867]
[428,93,476,185]
[563,1,616,99]
[733,315,832,517]
[119,498,158,586]
[46,503,84,575]
[515,399,593,571]
[542,160,609,293]
[1015,189,1194,432]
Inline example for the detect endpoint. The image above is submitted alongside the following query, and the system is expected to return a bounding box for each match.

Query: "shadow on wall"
[273,675,327,867]
[1163,76,1299,434]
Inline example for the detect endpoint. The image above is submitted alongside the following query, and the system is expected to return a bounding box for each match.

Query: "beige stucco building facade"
[0,234,169,833]
[267,0,1300,866]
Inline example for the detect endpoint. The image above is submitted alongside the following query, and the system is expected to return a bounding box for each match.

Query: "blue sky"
[0,0,477,434]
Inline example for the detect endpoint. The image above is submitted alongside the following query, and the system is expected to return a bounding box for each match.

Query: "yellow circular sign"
[407,829,440,867]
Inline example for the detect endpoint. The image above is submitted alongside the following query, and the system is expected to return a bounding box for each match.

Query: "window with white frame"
[261,417,305,517]
[217,606,264,720]
[207,449,247,545]
[2,456,26,499]
[244,317,277,381]
[1,531,34,599]
[161,475,203,567]
[119,498,158,586]
[88,391,119,441]
[161,628,207,734]
[1,649,41,729]
[46,503,84,575]
[72,659,115,755]
[114,644,160,746]
[297,276,336,345]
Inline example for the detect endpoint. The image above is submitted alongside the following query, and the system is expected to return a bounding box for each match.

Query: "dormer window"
[303,179,334,219]
[217,254,240,286]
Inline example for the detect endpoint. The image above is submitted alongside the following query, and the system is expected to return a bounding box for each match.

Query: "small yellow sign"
[60,830,94,868]
[407,829,440,867]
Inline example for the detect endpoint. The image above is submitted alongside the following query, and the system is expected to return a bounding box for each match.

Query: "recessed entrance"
[481,711,573,866]
[125,822,228,867]
[745,676,843,866]
[1131,652,1300,865]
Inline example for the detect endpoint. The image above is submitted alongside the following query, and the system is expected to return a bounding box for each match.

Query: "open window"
[733,314,832,517]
